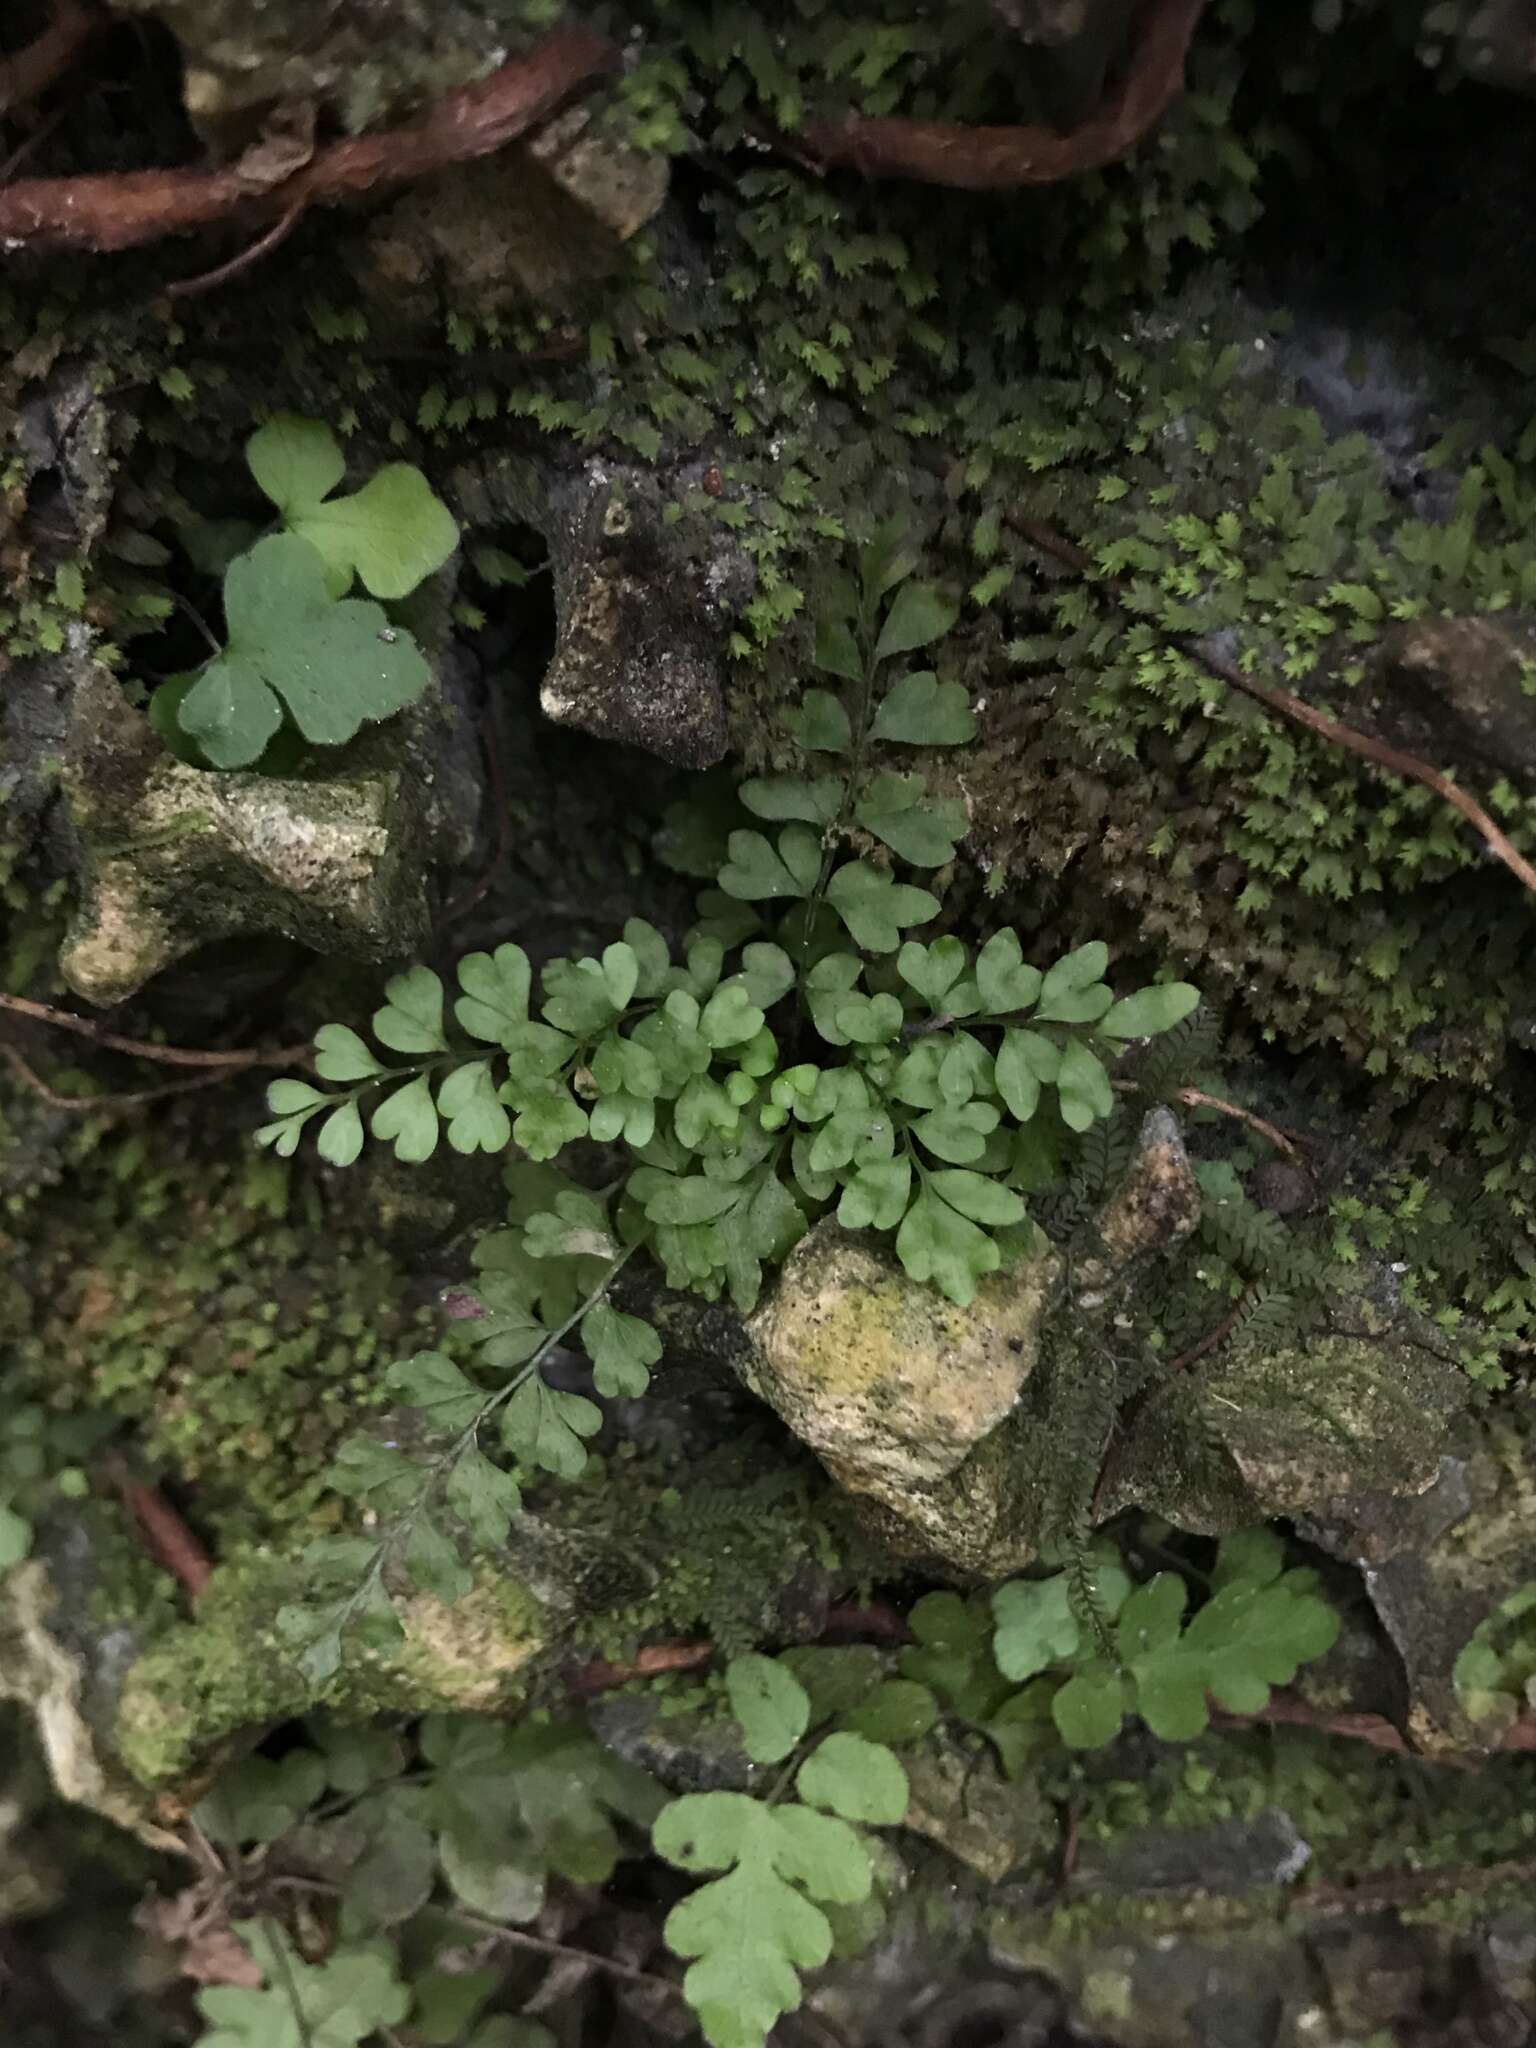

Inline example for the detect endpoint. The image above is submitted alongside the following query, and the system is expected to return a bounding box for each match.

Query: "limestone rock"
[114,1561,552,1790]
[1303,1422,1536,1756]
[0,1563,181,1852]
[1366,613,1536,788]
[744,1221,1061,1570]
[902,1745,1048,1883]
[112,0,510,141]
[453,456,737,769]
[1072,1103,1201,1308]
[1103,1317,1467,1534]
[360,107,667,313]
[58,661,474,1005]
[1068,1808,1311,1897]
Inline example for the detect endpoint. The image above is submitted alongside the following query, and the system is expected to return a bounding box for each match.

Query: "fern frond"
[1131,1007,1223,1101]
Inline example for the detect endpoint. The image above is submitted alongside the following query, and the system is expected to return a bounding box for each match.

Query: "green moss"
[114,1554,553,1787]
[1,1104,445,1544]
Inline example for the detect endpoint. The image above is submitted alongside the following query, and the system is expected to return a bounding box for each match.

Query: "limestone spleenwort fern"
[149,415,458,770]
[267,534,1199,1674]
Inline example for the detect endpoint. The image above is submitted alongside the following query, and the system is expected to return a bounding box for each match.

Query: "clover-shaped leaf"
[718,826,821,901]
[871,670,975,745]
[581,1302,661,1397]
[178,535,432,768]
[797,1732,908,1824]
[895,1181,1001,1305]
[727,1654,811,1765]
[456,945,533,1045]
[1098,982,1201,1039]
[782,688,853,752]
[500,1375,602,1479]
[248,414,458,598]
[826,860,938,952]
[655,1792,866,2048]
[855,772,967,867]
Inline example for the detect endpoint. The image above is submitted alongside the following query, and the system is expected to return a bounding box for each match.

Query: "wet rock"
[114,1560,553,1789]
[1366,614,1536,788]
[58,659,476,1005]
[1105,1310,1466,1535]
[360,105,667,313]
[1071,1105,1201,1308]
[744,1221,1061,1572]
[735,1110,1451,1578]
[1304,1423,1536,1755]
[453,455,736,769]
[1248,1159,1317,1218]
[1069,1808,1310,1897]
[0,1562,180,1852]
[586,1694,756,1796]
[902,1744,1049,1883]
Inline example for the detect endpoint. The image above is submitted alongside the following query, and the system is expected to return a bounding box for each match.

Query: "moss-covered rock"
[58,660,475,1004]
[112,1556,552,1789]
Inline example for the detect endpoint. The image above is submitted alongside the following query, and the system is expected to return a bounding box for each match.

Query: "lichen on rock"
[58,659,473,1005]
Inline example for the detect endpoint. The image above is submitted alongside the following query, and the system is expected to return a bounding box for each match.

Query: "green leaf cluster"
[1453,1581,1536,1735]
[151,416,456,770]
[274,1176,652,1677]
[267,542,1203,1645]
[990,1527,1339,1751]
[270,546,1195,1309]
[654,1650,911,2048]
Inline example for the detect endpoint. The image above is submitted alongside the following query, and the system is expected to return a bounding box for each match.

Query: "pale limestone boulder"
[744,1223,1062,1572]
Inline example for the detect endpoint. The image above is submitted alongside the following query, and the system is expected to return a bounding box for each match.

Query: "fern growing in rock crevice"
[267,536,1209,1669]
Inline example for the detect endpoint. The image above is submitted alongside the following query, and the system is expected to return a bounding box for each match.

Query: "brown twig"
[0,25,617,252]
[0,990,311,1068]
[440,1906,682,1995]
[1113,1078,1301,1159]
[568,1602,912,1693]
[797,0,1206,189]
[105,1458,214,1600]
[1173,1086,1301,1160]
[1008,507,1536,900]
[1166,1292,1250,1373]
[0,0,98,117]
[1212,1691,1410,1755]
[162,199,306,300]
[0,1042,235,1113]
[567,1641,716,1694]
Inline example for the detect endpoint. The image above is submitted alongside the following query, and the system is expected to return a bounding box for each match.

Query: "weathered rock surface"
[113,0,512,139]
[0,1563,180,1852]
[741,1110,1469,1575]
[1104,1314,1468,1533]
[360,105,668,312]
[1304,1421,1536,1756]
[1367,613,1536,787]
[745,1221,1060,1534]
[58,660,476,1005]
[902,1745,1049,1883]
[453,454,737,768]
